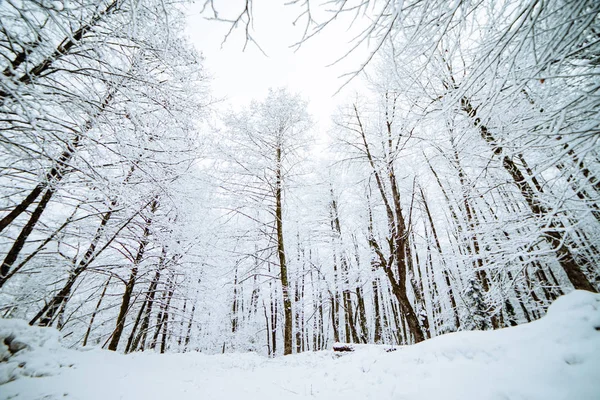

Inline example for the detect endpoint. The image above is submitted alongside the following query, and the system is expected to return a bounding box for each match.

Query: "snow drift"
[1,290,599,400]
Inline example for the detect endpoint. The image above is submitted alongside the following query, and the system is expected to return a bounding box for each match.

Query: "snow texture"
[1,290,599,400]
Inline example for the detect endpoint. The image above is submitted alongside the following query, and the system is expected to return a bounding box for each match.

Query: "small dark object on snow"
[3,334,29,357]
[386,347,397,353]
[595,326,600,331]
[333,344,354,352]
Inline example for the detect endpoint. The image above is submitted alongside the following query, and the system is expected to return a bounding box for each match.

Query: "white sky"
[183,1,369,134]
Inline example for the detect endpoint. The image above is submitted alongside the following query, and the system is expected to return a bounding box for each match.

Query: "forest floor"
[1,290,600,400]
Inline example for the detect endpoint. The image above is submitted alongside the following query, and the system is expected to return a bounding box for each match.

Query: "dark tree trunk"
[183,303,196,352]
[330,295,340,343]
[126,296,148,354]
[450,137,497,329]
[131,267,162,352]
[0,213,74,288]
[264,300,272,357]
[231,266,239,333]
[294,279,302,352]
[83,276,112,346]
[420,186,460,330]
[275,145,293,355]
[1,188,55,283]
[355,286,369,343]
[108,198,157,351]
[0,134,79,236]
[354,103,425,343]
[271,289,278,356]
[0,82,115,235]
[160,283,174,354]
[461,97,596,293]
[30,204,117,326]
[372,278,383,343]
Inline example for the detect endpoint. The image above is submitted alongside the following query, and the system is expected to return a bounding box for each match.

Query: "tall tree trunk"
[183,302,196,352]
[0,210,75,288]
[330,191,359,343]
[83,276,112,346]
[231,265,239,334]
[312,284,319,350]
[330,295,340,343]
[355,104,425,342]
[271,292,278,356]
[387,138,430,337]
[264,300,272,357]
[0,139,76,236]
[419,186,460,330]
[367,206,426,343]
[132,267,162,352]
[294,281,301,352]
[275,145,293,355]
[125,294,148,354]
[269,268,278,356]
[461,97,596,293]
[449,137,497,329]
[160,282,174,354]
[177,299,187,349]
[1,188,55,282]
[372,277,383,343]
[386,286,404,344]
[330,258,341,343]
[355,286,369,343]
[421,228,441,335]
[29,202,118,326]
[108,197,158,351]
[150,290,167,351]
[0,83,116,235]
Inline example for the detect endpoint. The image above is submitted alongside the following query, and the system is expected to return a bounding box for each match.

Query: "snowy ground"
[1,290,599,400]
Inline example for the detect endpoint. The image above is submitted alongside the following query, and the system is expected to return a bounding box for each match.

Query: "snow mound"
[0,318,71,385]
[546,289,600,318]
[1,290,599,400]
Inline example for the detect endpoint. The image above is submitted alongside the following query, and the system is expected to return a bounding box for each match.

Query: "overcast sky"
[183,1,369,133]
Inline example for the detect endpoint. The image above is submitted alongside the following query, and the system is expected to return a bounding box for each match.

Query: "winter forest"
[1,0,600,396]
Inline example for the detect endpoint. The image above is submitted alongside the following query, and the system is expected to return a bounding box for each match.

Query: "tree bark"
[354,103,425,343]
[160,282,174,354]
[184,303,196,352]
[108,197,158,351]
[461,97,596,293]
[275,145,293,355]
[0,83,115,235]
[1,188,55,282]
[83,276,111,346]
[419,186,460,330]
[29,203,117,326]
[0,211,74,288]
[132,264,163,352]
[125,294,148,354]
[372,277,383,343]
